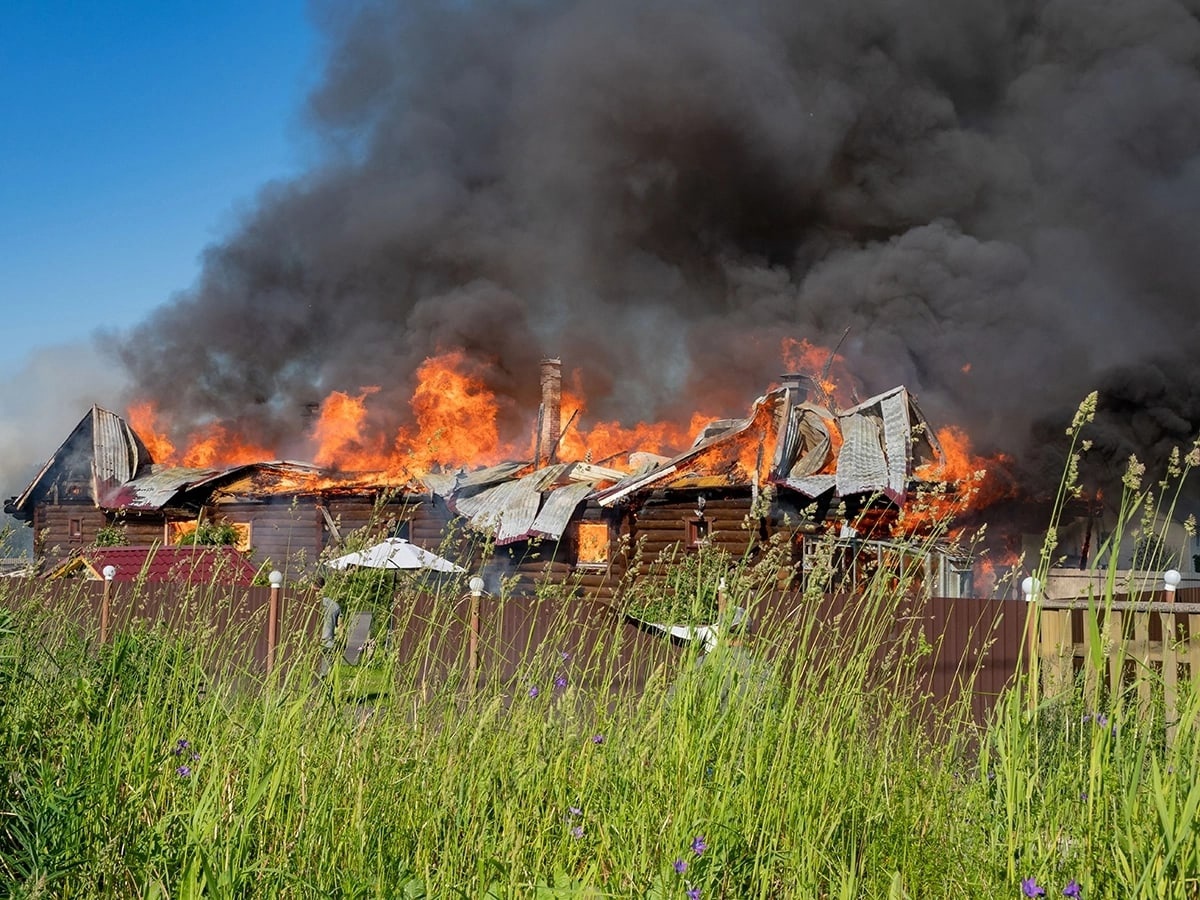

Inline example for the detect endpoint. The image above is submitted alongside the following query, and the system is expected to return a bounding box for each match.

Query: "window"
[576,522,610,569]
[686,518,709,548]
[166,519,252,551]
[230,522,252,552]
[68,518,83,542]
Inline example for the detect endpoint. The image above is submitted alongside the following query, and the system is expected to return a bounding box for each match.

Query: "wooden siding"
[631,493,759,560]
[34,501,107,565]
[104,513,170,546]
[217,500,322,579]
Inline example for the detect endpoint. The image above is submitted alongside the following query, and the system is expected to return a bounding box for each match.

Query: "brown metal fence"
[0,578,1026,725]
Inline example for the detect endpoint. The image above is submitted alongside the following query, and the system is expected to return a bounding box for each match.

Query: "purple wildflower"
[172,739,190,756]
[176,765,191,778]
[673,858,688,874]
[686,888,701,900]
[1095,713,1108,727]
[1063,881,1082,898]
[568,806,582,818]
[529,686,540,698]
[560,650,571,662]
[591,734,605,744]
[555,675,568,689]
[690,836,707,855]
[1022,877,1046,897]
[570,825,584,839]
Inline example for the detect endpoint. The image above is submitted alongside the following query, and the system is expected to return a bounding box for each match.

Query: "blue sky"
[0,1,318,375]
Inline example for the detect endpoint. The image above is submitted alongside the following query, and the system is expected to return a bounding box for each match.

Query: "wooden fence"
[1035,588,1200,741]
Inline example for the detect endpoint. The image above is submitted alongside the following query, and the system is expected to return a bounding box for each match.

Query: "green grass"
[2,429,1199,897]
[4,576,1195,899]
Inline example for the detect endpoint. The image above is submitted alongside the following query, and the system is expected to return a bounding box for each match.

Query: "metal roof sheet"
[780,473,838,497]
[100,465,227,511]
[426,461,531,499]
[49,544,258,585]
[529,482,597,540]
[7,405,151,517]
[453,475,543,545]
[90,407,145,500]
[879,390,912,502]
[835,413,889,496]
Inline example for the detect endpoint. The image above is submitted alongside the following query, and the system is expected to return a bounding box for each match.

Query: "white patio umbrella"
[325,537,465,573]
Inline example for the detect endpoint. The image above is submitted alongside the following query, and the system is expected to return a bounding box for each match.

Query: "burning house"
[5,355,977,597]
[3,405,451,579]
[428,363,975,599]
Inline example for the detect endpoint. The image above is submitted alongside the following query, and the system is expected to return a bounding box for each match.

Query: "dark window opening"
[687,518,709,548]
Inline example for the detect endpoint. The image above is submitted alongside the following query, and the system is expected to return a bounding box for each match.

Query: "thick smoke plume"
[117,0,1200,501]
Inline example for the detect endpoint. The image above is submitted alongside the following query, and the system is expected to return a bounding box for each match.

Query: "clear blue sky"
[0,1,318,376]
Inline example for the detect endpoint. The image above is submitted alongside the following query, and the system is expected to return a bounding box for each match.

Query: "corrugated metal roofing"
[7,405,151,518]
[91,407,145,500]
[51,545,258,585]
[529,481,595,540]
[780,473,838,497]
[452,476,542,545]
[836,413,889,496]
[100,465,227,511]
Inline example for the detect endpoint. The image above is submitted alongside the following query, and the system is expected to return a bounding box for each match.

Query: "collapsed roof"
[7,382,947,546]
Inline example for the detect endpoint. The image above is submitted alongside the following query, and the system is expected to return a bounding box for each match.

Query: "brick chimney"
[537,357,562,467]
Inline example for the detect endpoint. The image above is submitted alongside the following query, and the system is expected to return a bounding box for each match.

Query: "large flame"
[396,350,508,472]
[127,340,1003,514]
[780,337,857,408]
[555,386,712,466]
[128,402,272,468]
[898,425,1018,536]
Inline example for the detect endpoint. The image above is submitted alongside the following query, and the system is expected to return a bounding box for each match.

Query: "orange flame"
[126,401,275,469]
[180,423,274,468]
[897,425,1018,535]
[555,387,707,465]
[127,401,176,463]
[312,387,387,471]
[780,337,856,407]
[395,350,508,473]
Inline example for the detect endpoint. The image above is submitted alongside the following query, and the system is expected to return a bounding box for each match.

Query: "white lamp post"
[1163,568,1182,602]
[468,575,485,692]
[1021,576,1040,603]
[100,565,117,643]
[267,570,284,673]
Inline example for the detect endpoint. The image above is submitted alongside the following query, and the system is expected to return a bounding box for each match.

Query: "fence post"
[100,565,116,643]
[267,570,283,674]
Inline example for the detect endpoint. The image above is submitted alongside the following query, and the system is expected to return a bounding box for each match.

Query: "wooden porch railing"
[1035,597,1200,741]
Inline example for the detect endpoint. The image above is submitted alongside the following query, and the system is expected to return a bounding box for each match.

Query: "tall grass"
[2,431,1199,897]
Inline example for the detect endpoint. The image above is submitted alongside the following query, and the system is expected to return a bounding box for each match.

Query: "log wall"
[33,501,106,565]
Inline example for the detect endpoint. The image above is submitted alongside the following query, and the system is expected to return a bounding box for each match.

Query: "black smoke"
[116,0,1200,499]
